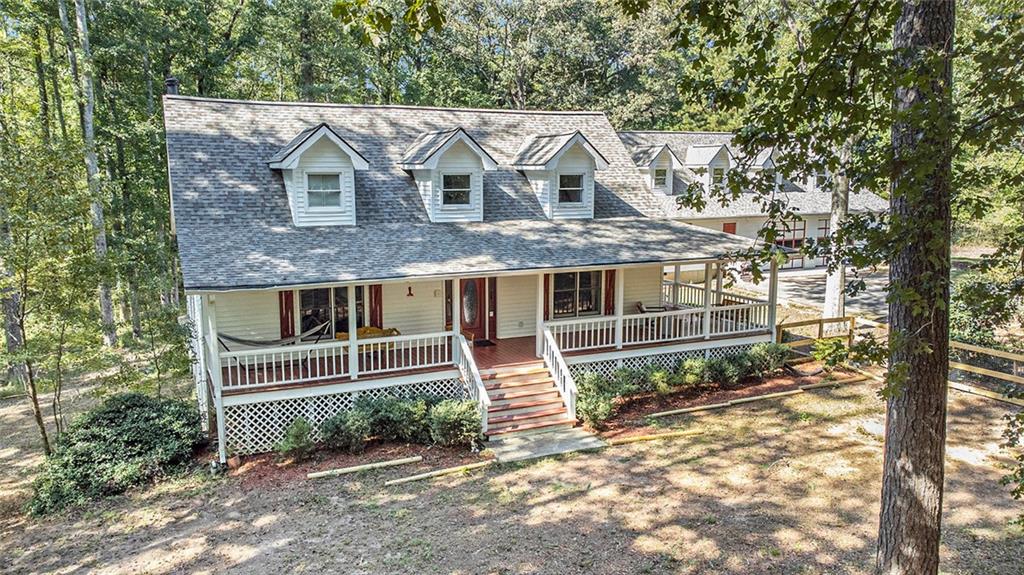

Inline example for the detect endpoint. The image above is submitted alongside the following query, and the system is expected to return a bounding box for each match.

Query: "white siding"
[215,291,279,341]
[623,265,663,311]
[286,137,357,227]
[496,275,538,338]
[526,172,551,217]
[381,280,445,334]
[650,148,674,194]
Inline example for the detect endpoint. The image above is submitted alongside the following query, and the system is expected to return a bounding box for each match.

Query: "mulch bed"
[597,362,857,441]
[227,442,489,490]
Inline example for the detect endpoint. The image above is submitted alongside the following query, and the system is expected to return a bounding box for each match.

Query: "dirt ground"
[1,382,1021,574]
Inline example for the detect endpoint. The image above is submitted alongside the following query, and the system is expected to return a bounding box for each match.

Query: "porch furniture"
[217,321,330,352]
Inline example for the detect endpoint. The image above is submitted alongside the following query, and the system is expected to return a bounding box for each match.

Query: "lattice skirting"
[223,377,466,455]
[568,344,756,392]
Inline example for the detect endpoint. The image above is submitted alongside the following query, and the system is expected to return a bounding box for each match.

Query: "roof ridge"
[163,95,607,116]
[619,129,736,135]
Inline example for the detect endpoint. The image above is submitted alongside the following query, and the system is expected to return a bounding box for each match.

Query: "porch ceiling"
[182,216,779,292]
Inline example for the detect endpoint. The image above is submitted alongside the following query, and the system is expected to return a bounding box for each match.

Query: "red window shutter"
[603,269,616,315]
[723,222,737,234]
[278,291,295,338]
[369,284,383,328]
[543,274,550,321]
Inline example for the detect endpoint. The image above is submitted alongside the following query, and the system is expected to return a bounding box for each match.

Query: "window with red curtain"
[603,269,616,315]
[278,291,295,338]
[722,222,737,234]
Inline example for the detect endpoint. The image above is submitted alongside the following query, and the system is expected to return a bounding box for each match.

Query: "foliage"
[745,342,790,379]
[1002,408,1024,529]
[321,410,372,454]
[811,338,850,371]
[645,366,675,395]
[354,396,433,443]
[576,372,618,429]
[427,399,482,448]
[678,358,709,386]
[27,393,203,515]
[704,358,741,387]
[949,271,1024,348]
[276,418,315,461]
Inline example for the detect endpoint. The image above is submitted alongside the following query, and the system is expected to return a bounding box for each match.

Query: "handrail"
[542,328,577,421]
[219,337,349,359]
[455,334,491,433]
[544,314,616,326]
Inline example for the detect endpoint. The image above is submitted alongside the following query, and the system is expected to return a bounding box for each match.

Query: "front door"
[460,278,486,342]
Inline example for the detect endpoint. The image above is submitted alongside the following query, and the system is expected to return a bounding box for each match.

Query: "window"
[653,168,668,187]
[307,174,342,208]
[722,222,737,234]
[814,171,828,188]
[558,174,584,203]
[299,286,364,338]
[712,167,726,186]
[775,219,807,269]
[816,218,831,267]
[442,174,471,205]
[552,271,602,318]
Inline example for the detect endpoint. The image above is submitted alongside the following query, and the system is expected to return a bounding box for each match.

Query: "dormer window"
[442,174,472,205]
[307,174,342,209]
[654,169,668,187]
[815,171,828,188]
[558,174,584,203]
[712,167,726,186]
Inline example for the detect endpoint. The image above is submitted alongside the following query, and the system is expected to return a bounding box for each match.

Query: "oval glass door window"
[462,281,478,325]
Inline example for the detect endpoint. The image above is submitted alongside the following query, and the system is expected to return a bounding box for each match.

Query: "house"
[618,131,888,269]
[164,96,785,462]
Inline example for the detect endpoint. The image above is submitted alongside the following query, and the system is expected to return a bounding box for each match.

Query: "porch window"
[552,271,602,319]
[307,174,342,208]
[653,168,668,187]
[558,174,584,203]
[442,174,471,205]
[298,286,364,338]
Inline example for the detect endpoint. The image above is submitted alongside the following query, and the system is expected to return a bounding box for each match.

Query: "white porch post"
[347,285,359,380]
[672,264,681,306]
[614,267,625,349]
[535,273,545,356]
[768,258,780,339]
[702,262,713,339]
[715,263,724,304]
[452,278,462,339]
[205,295,227,464]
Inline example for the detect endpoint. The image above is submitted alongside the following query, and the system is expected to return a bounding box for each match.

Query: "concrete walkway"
[488,427,607,463]
[736,267,890,320]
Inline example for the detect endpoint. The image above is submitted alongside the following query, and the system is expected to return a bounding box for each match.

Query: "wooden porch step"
[488,406,567,426]
[486,418,575,437]
[488,389,562,407]
[488,397,565,415]
[487,387,563,402]
[479,365,547,380]
[484,376,554,391]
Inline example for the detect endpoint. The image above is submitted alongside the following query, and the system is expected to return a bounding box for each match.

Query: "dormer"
[684,144,733,190]
[629,144,684,195]
[513,131,609,219]
[399,128,498,223]
[746,148,782,190]
[269,123,369,227]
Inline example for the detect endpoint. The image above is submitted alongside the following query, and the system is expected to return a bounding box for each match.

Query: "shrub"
[646,366,674,395]
[428,400,482,447]
[28,393,204,515]
[355,396,431,443]
[276,417,315,461]
[321,410,371,453]
[746,342,790,378]
[576,372,617,429]
[678,358,709,386]
[812,338,850,370]
[705,357,741,386]
[609,367,641,396]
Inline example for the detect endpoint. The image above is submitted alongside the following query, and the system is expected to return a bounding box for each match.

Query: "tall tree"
[73,0,117,346]
[876,2,955,571]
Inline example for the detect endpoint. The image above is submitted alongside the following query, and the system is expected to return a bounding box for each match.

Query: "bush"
[705,357,741,386]
[678,358,709,386]
[321,410,371,453]
[354,396,431,443]
[428,400,482,447]
[576,372,617,429]
[609,368,642,396]
[28,393,204,515]
[812,338,849,370]
[746,342,790,378]
[646,366,674,395]
[276,417,315,461]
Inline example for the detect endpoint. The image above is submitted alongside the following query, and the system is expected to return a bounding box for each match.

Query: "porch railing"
[709,303,771,336]
[455,334,491,433]
[542,328,577,421]
[355,331,453,377]
[622,307,705,345]
[661,281,767,308]
[220,339,351,390]
[546,315,617,351]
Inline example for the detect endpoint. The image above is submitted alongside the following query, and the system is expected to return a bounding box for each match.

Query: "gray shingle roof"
[618,131,888,220]
[398,127,497,167]
[511,131,609,167]
[165,97,727,291]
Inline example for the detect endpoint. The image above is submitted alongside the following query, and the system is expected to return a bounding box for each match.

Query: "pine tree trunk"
[876,2,955,574]
[73,0,117,346]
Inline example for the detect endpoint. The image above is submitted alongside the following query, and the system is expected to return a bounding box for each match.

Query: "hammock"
[217,321,331,352]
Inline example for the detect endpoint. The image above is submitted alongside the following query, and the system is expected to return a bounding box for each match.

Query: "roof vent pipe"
[165,76,180,95]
